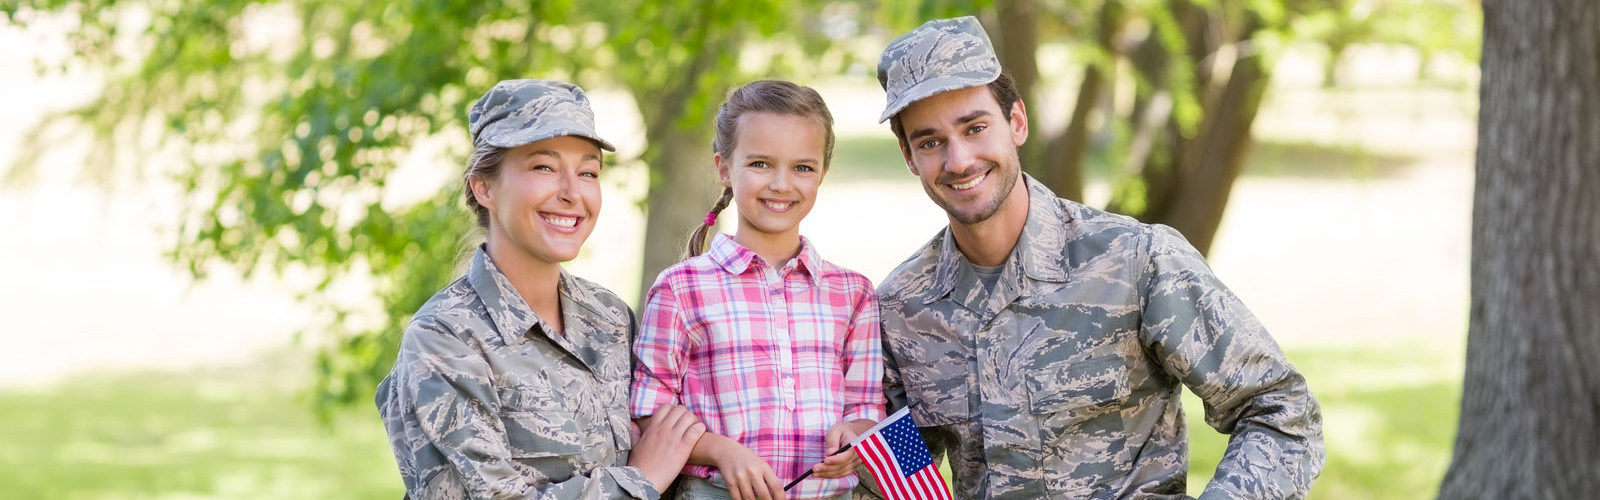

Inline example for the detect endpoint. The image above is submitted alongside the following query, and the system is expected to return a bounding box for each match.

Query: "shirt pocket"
[500,410,588,458]
[497,383,566,413]
[904,364,974,427]
[1024,355,1131,421]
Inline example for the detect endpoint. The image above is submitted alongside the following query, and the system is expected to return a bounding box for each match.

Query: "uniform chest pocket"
[500,410,588,458]
[904,368,974,427]
[1025,356,1131,419]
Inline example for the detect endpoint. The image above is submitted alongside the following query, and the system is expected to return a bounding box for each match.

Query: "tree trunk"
[1038,0,1122,204]
[1154,37,1267,255]
[637,122,717,306]
[1437,1,1600,498]
[994,0,1044,182]
[1106,0,1268,256]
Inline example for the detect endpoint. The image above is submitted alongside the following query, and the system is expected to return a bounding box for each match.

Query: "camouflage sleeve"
[879,313,909,415]
[840,287,887,422]
[398,317,660,500]
[1137,226,1326,500]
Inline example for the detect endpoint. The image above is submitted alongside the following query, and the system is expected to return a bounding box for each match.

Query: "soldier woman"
[376,79,705,499]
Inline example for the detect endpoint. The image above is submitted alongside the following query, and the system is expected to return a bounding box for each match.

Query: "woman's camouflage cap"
[876,16,1003,123]
[468,79,616,152]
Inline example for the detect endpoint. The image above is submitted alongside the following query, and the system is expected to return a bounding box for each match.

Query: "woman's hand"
[711,441,786,500]
[629,404,705,494]
[812,419,876,479]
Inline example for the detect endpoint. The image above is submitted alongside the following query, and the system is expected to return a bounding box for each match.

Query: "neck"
[731,227,803,271]
[484,233,564,333]
[949,175,1031,267]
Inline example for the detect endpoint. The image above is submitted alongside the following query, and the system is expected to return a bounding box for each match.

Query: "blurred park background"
[1,0,1483,498]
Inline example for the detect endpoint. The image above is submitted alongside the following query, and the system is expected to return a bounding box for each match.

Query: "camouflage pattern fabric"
[875,16,1001,123]
[376,246,657,500]
[469,79,617,151]
[872,175,1325,499]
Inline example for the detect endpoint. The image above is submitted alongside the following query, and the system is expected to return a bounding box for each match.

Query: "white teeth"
[763,201,792,211]
[543,216,577,228]
[950,173,986,190]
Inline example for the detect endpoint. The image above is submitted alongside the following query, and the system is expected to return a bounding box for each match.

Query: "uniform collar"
[707,232,825,286]
[466,245,621,350]
[927,174,1072,304]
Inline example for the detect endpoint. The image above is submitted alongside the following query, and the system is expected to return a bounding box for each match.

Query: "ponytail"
[683,186,734,260]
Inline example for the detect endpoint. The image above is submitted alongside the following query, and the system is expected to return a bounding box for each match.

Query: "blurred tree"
[1298,0,1480,87]
[4,0,838,412]
[913,0,1477,254]
[1438,0,1600,497]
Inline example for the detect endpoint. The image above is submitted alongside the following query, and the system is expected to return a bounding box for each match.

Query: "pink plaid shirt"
[631,233,886,499]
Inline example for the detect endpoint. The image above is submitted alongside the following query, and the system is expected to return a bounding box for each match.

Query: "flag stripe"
[860,435,915,500]
[915,468,951,500]
[913,470,936,499]
[850,406,954,500]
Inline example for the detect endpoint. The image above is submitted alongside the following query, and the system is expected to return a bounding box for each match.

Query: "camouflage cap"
[468,79,616,152]
[876,16,1002,123]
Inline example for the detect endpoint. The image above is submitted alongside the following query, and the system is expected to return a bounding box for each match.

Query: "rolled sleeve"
[840,288,887,422]
[630,281,689,418]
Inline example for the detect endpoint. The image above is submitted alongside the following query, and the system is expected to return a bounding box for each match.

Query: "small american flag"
[850,405,954,500]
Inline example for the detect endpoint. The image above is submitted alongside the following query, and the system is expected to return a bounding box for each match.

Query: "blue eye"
[749,161,770,169]
[796,164,815,172]
[969,124,987,134]
[918,139,943,150]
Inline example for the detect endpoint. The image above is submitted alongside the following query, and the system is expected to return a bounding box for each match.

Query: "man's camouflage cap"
[876,15,1002,123]
[468,79,616,152]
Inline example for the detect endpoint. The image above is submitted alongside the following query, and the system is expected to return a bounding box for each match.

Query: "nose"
[770,166,795,193]
[556,171,580,205]
[944,138,978,175]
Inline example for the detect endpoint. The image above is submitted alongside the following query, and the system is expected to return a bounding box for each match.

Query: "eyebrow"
[531,149,601,163]
[907,109,993,141]
[744,153,820,165]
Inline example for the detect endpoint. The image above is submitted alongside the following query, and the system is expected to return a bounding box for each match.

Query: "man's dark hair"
[889,72,1021,155]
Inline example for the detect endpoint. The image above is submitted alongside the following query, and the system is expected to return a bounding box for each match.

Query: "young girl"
[376,79,704,499]
[631,80,886,500]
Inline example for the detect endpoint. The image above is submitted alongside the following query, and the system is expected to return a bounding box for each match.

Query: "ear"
[713,153,732,187]
[469,175,495,212]
[1004,98,1030,146]
[899,141,917,176]
[1009,99,1030,147]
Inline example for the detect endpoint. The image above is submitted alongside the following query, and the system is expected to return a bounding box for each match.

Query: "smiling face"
[470,135,604,268]
[897,85,1029,226]
[717,112,827,245]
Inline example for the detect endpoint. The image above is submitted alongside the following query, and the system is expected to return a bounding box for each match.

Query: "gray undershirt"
[973,262,1006,295]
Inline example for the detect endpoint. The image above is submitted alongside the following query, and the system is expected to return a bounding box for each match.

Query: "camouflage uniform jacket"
[875,175,1324,499]
[377,247,658,500]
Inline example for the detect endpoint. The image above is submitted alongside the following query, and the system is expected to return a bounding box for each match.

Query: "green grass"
[0,354,402,500]
[4,341,1460,499]
[1186,341,1464,498]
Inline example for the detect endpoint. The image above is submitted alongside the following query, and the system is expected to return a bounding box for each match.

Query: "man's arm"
[1138,226,1326,500]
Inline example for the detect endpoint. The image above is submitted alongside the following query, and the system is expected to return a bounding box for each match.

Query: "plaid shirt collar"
[707,232,826,287]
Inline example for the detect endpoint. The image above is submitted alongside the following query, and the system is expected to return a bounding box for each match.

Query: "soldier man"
[870,17,1325,499]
